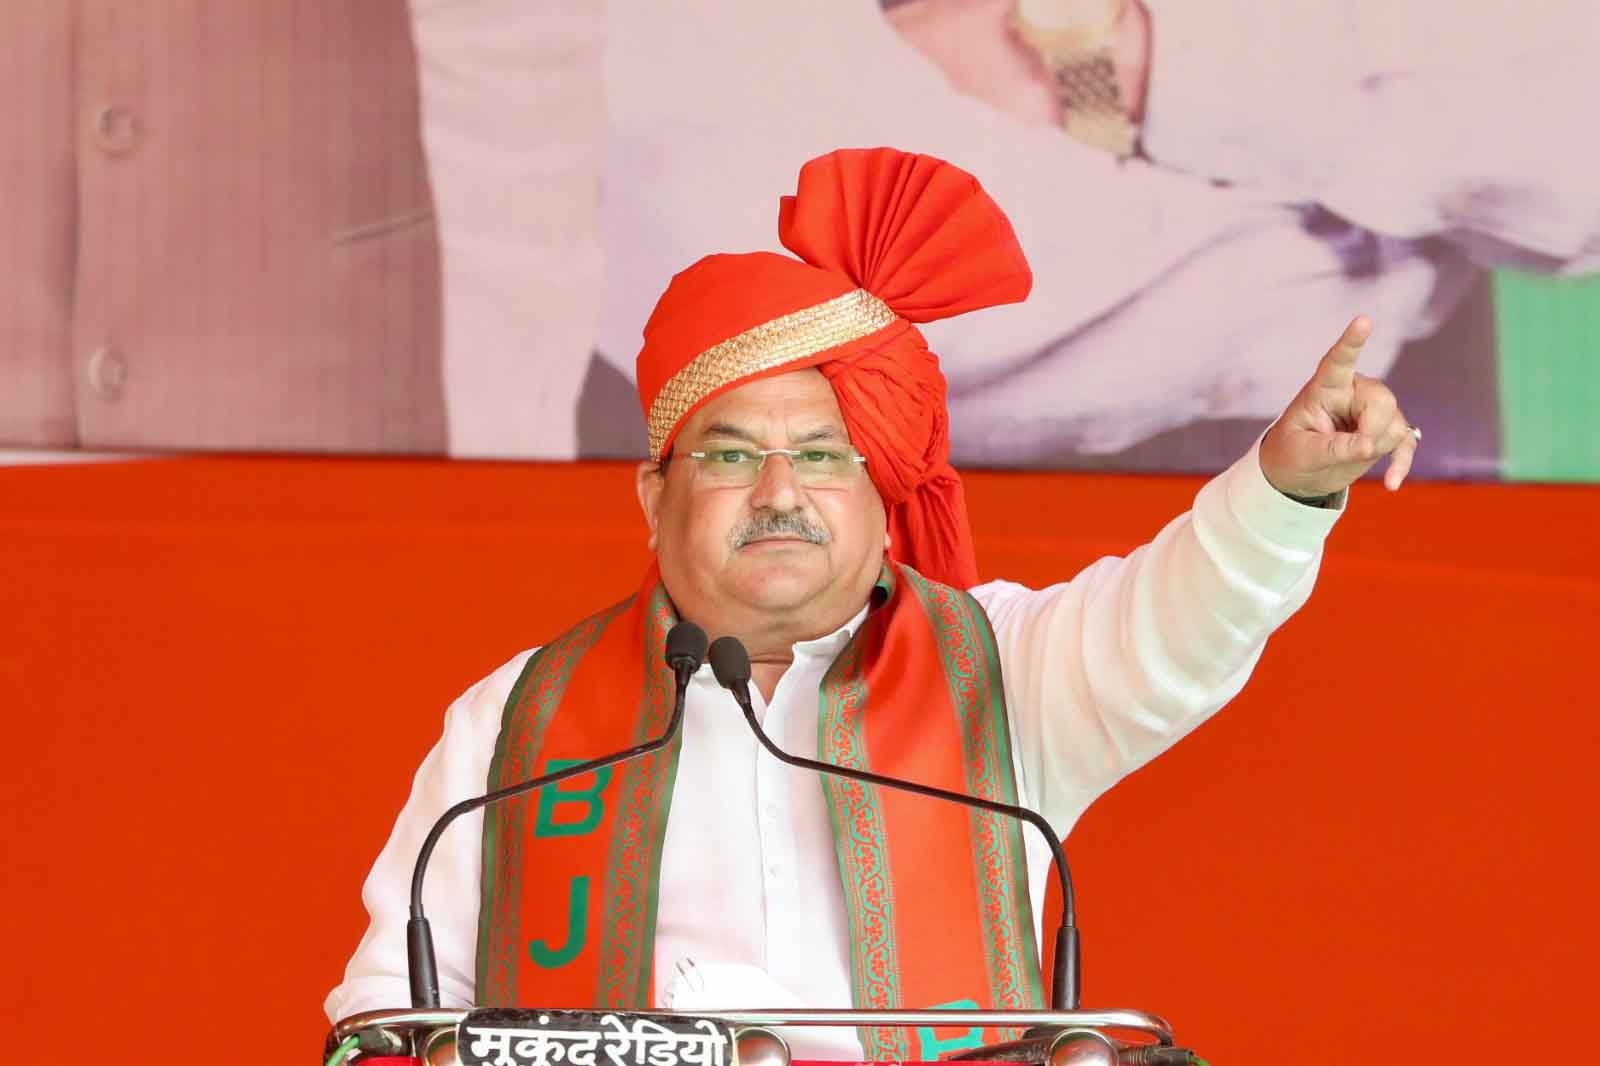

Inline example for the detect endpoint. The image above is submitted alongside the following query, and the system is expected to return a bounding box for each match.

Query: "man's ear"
[635,460,665,552]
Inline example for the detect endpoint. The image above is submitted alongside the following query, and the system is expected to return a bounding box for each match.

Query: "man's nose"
[748,451,802,511]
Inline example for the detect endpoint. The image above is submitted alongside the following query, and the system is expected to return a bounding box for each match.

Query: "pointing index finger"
[1315,315,1373,392]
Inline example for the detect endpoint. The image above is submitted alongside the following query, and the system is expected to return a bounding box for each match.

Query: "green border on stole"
[820,570,911,1062]
[596,583,685,1008]
[901,568,1046,1026]
[476,596,633,1005]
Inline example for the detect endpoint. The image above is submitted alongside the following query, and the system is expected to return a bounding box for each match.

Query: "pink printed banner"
[5,2,1596,480]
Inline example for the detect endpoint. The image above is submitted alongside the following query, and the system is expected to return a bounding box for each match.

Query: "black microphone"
[405,620,709,1008]
[706,635,1082,1011]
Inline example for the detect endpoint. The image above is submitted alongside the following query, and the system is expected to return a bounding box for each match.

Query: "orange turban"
[635,148,1031,589]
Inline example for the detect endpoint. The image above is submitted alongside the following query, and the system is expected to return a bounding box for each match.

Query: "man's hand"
[1260,316,1419,498]
[885,0,1062,127]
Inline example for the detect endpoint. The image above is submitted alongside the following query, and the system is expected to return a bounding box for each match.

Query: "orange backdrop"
[2,456,1596,1061]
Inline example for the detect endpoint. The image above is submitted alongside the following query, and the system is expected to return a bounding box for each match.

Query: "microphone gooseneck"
[706,634,1082,1011]
[405,621,709,1008]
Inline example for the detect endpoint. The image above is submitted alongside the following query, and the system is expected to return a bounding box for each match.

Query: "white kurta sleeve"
[974,437,1342,834]
[323,650,533,1023]
[1140,0,1600,272]
[407,0,605,458]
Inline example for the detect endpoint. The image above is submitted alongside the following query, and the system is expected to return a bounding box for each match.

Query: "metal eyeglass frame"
[685,446,867,485]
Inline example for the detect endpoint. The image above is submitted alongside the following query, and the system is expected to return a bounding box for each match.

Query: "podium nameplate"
[458,1008,736,1066]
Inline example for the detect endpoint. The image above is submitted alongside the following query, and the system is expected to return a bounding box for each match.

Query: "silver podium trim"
[329,1007,1175,1061]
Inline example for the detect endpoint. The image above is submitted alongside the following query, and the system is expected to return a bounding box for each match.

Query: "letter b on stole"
[533,759,614,837]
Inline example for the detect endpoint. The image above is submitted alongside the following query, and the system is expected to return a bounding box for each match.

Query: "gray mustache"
[730,510,829,549]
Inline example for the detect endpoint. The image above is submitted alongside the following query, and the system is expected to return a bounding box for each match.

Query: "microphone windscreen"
[707,636,752,689]
[664,621,710,672]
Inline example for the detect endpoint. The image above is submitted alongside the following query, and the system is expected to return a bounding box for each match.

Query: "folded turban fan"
[635,148,1033,589]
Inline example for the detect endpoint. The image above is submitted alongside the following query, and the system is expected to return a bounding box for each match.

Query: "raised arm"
[982,317,1415,831]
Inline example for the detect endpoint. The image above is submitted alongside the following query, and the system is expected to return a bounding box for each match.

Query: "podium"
[324,1006,1192,1066]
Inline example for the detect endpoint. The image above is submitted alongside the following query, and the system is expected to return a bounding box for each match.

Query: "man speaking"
[326,148,1417,1060]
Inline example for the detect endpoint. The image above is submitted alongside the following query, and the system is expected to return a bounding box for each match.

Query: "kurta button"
[94,106,142,155]
[87,348,129,400]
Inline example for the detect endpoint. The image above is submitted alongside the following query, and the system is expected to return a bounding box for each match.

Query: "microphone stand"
[709,638,1080,1012]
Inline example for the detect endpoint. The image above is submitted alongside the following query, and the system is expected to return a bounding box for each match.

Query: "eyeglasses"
[684,445,868,487]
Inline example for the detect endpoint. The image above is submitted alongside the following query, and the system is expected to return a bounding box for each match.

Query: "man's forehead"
[680,369,847,439]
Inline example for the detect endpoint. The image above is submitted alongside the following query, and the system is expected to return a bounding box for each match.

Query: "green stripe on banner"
[1494,269,1600,483]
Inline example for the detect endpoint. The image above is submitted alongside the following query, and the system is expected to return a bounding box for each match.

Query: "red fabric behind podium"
[1,456,1595,1062]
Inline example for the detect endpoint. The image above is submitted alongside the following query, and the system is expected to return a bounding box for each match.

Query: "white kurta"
[326,440,1342,1057]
